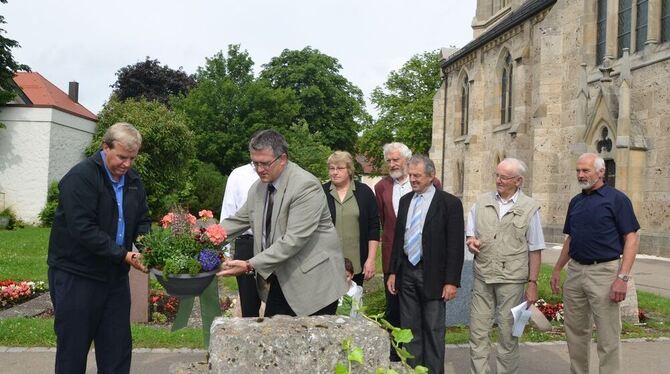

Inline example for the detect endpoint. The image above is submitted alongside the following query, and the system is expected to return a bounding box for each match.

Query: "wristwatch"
[617,273,630,282]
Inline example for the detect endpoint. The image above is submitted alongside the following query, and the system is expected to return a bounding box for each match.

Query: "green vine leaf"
[348,347,364,364]
[334,362,348,374]
[413,365,429,374]
[392,328,413,344]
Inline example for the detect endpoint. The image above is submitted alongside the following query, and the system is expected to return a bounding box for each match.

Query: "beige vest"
[473,190,539,283]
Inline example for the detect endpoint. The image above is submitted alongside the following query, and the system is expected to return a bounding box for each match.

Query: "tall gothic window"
[597,0,608,64]
[636,0,648,51]
[618,0,632,57]
[663,0,670,42]
[500,53,513,124]
[460,75,470,136]
[605,159,616,187]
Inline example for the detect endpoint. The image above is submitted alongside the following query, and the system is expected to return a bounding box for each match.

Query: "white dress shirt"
[392,176,412,216]
[220,164,259,235]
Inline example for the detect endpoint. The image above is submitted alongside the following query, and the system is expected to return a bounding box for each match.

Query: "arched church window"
[636,0,648,52]
[597,0,607,64]
[618,0,632,57]
[662,0,670,42]
[460,75,470,136]
[605,159,616,187]
[500,53,513,124]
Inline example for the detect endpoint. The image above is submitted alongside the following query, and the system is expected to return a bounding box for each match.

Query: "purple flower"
[198,250,221,272]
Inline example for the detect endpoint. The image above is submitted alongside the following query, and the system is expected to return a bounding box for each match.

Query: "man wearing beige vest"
[466,158,545,374]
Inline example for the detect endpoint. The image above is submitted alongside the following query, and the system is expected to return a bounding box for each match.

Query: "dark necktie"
[264,184,275,247]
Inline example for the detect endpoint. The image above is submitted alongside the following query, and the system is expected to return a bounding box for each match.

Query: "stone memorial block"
[446,246,473,326]
[209,315,390,373]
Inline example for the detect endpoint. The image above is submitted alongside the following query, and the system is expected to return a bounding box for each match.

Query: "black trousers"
[384,272,402,360]
[398,258,446,374]
[264,274,338,317]
[233,235,261,317]
[48,267,132,374]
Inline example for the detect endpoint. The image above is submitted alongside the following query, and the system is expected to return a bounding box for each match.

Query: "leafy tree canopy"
[0,0,30,127]
[111,57,195,107]
[88,97,196,218]
[259,47,370,153]
[358,50,442,171]
[283,121,332,181]
[173,45,300,175]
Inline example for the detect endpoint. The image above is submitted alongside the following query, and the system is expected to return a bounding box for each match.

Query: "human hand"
[362,259,376,281]
[442,284,457,302]
[550,270,562,295]
[125,252,148,273]
[386,274,397,295]
[466,237,481,254]
[525,282,538,308]
[216,259,247,277]
[609,278,628,303]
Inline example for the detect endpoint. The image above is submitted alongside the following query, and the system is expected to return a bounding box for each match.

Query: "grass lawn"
[0,226,50,282]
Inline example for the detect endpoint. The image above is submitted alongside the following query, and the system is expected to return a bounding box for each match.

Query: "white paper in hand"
[511,302,532,337]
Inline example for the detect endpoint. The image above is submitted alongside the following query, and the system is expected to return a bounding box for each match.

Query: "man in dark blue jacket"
[47,122,150,374]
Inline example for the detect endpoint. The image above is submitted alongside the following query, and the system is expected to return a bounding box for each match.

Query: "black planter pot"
[151,268,217,297]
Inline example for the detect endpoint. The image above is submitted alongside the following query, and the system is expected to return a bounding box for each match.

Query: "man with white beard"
[550,153,640,374]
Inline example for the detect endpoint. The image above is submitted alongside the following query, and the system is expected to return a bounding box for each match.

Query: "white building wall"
[0,107,95,223]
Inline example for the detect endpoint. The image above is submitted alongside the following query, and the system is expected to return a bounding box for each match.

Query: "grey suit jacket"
[222,161,347,315]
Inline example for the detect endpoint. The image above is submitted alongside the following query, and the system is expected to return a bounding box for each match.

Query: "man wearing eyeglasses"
[217,129,347,317]
[465,158,545,374]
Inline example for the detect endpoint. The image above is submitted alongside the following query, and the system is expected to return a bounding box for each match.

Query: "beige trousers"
[563,260,621,374]
[469,278,525,374]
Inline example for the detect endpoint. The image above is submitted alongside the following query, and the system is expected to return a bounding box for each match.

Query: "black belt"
[571,256,619,265]
[237,234,253,240]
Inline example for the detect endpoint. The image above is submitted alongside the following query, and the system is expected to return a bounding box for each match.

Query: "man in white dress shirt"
[466,158,545,374]
[220,163,260,317]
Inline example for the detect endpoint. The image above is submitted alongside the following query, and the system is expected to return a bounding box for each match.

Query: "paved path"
[542,243,670,298]
[2,339,669,373]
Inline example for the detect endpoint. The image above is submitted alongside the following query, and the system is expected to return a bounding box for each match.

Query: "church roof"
[441,0,557,69]
[11,72,97,121]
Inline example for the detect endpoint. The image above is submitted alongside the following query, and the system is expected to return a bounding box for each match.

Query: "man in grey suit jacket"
[217,129,347,316]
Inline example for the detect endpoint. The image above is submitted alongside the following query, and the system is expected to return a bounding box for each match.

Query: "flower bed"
[0,279,48,310]
[535,299,564,322]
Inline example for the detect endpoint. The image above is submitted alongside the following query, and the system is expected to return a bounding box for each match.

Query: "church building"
[430,0,669,256]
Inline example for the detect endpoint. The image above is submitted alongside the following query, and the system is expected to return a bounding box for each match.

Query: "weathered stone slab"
[446,247,473,326]
[208,315,390,373]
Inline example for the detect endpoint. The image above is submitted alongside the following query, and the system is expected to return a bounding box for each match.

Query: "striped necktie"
[405,194,424,266]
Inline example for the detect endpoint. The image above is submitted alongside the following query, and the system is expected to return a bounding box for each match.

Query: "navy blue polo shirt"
[563,184,639,262]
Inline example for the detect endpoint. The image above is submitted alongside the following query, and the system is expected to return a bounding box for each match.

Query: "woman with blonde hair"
[323,151,380,286]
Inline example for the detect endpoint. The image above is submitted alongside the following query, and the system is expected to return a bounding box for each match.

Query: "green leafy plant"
[38,181,59,227]
[0,208,21,230]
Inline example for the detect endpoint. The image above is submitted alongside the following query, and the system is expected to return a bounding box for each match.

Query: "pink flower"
[204,224,227,246]
[186,214,197,225]
[198,210,214,219]
[160,213,175,228]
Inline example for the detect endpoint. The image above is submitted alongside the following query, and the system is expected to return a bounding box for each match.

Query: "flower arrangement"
[0,279,48,309]
[138,209,227,277]
[535,299,564,322]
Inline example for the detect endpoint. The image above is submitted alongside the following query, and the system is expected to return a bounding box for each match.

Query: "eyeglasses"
[494,173,520,181]
[328,166,347,172]
[250,154,282,170]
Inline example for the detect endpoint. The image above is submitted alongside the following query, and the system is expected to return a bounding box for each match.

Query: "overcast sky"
[4,0,476,116]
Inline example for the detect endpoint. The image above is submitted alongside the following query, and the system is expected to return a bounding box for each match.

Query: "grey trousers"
[399,259,446,374]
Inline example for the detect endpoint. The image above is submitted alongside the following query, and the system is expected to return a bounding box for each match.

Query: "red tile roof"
[12,72,97,121]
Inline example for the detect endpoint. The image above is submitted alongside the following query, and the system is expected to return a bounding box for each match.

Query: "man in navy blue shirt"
[550,153,639,374]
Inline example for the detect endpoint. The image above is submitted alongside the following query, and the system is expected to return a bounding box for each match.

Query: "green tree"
[259,47,370,153]
[111,57,195,107]
[358,50,442,170]
[173,45,300,175]
[88,97,196,218]
[0,0,30,128]
[283,122,332,181]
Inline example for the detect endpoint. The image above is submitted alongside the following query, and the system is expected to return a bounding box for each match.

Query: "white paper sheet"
[511,301,532,337]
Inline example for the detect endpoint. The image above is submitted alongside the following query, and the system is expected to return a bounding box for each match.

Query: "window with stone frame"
[618,0,632,57]
[455,160,464,197]
[597,0,607,64]
[605,159,616,187]
[460,75,470,136]
[500,53,513,125]
[636,0,648,52]
[662,0,670,42]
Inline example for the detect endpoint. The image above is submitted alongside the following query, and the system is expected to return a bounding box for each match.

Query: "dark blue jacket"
[47,151,151,282]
